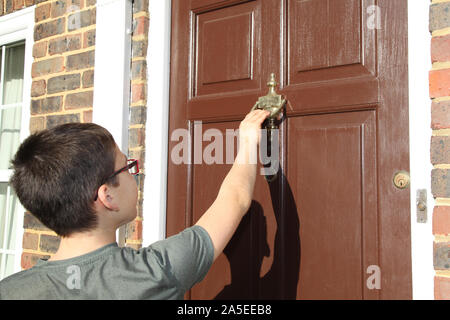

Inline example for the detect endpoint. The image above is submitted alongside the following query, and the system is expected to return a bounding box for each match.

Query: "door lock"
[393,171,410,189]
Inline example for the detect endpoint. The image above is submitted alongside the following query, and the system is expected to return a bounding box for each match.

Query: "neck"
[49,227,117,261]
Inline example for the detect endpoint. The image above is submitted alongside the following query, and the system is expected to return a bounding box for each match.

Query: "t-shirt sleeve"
[147,225,214,292]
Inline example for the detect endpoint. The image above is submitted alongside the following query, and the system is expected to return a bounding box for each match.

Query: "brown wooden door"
[167,0,412,299]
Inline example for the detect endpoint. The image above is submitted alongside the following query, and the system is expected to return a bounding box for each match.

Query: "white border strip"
[408,0,435,300]
[142,0,172,246]
[141,0,436,298]
[93,0,133,247]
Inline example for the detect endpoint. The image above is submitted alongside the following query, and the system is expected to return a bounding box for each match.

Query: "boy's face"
[110,146,139,226]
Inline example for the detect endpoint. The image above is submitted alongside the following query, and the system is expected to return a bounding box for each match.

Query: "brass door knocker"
[251,73,286,182]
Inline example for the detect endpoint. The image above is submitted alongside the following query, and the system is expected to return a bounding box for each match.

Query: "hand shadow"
[214,169,300,299]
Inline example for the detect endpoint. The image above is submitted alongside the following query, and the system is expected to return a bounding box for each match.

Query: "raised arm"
[195,109,270,261]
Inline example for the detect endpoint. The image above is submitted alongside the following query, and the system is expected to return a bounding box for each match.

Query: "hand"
[238,109,271,147]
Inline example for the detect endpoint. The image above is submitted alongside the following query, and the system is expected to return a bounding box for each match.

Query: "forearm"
[194,109,269,261]
[218,141,257,211]
[195,141,258,260]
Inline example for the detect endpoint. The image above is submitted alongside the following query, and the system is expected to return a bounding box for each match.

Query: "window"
[0,7,34,280]
[0,41,26,280]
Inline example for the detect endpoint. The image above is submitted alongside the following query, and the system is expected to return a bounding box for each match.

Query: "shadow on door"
[214,170,300,299]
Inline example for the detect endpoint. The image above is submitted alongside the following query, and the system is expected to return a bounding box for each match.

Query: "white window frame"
[92,0,132,247]
[141,0,172,247]
[0,6,34,278]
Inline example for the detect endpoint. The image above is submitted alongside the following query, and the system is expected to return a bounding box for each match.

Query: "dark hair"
[10,123,118,237]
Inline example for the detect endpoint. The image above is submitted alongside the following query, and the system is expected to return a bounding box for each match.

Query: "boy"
[0,109,270,299]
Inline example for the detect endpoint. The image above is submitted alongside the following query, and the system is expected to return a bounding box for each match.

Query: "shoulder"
[148,225,214,260]
[0,267,49,299]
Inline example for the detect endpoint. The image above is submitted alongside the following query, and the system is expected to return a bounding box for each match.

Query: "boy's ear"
[96,184,120,212]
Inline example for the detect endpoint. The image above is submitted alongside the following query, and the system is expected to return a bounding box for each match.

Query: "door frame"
[141,0,172,247]
[143,0,431,299]
[408,0,434,300]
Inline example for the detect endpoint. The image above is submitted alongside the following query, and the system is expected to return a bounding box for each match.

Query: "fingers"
[246,109,270,123]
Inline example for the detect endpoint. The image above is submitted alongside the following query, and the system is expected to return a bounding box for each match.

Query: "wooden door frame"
[143,0,433,299]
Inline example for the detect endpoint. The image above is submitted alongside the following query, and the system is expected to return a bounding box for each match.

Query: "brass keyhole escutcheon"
[393,171,410,189]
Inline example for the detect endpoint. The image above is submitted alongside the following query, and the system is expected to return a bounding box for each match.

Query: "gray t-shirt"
[0,225,214,300]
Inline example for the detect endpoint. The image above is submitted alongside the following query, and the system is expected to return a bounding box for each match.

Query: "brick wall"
[0,0,35,15]
[3,0,148,269]
[429,0,450,300]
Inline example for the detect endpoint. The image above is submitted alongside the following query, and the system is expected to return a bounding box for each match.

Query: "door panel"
[288,111,378,299]
[168,0,411,299]
[195,1,260,96]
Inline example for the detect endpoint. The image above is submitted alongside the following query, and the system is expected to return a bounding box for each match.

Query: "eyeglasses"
[106,159,139,180]
[93,159,139,201]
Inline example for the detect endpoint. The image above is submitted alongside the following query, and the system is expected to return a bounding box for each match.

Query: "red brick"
[31,79,46,97]
[435,276,450,300]
[430,68,450,98]
[13,0,24,10]
[32,41,47,58]
[34,18,65,41]
[65,90,93,109]
[46,113,80,128]
[22,232,39,250]
[31,96,62,115]
[66,50,95,71]
[433,206,450,235]
[431,136,450,164]
[83,29,95,48]
[83,110,92,123]
[131,83,146,103]
[431,169,450,198]
[47,74,80,94]
[131,60,147,80]
[23,211,51,231]
[5,0,12,14]
[432,34,450,63]
[133,0,148,14]
[129,127,145,148]
[35,2,50,22]
[82,69,94,88]
[431,100,450,129]
[68,7,96,31]
[133,16,149,36]
[48,34,81,55]
[29,116,45,133]
[31,57,64,77]
[39,234,61,253]
[21,252,50,270]
[126,219,143,241]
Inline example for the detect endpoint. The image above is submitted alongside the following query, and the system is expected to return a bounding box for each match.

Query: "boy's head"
[10,123,138,237]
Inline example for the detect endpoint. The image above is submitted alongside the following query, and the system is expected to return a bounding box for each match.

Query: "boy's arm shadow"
[214,169,300,300]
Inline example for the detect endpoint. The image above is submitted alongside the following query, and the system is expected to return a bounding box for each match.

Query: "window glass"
[0,183,7,249]
[0,42,25,170]
[2,43,25,105]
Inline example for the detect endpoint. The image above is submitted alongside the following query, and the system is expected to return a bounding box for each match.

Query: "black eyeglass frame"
[106,159,139,181]
[93,159,139,201]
